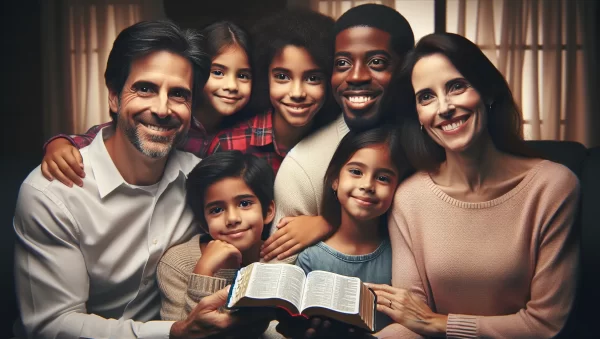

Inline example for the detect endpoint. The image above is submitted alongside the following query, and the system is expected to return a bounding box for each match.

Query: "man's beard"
[117,111,185,159]
[343,110,384,131]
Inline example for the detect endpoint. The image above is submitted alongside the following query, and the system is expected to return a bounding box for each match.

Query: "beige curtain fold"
[311,0,391,19]
[455,0,594,146]
[41,0,165,139]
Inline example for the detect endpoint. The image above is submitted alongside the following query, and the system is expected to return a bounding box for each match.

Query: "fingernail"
[259,251,264,257]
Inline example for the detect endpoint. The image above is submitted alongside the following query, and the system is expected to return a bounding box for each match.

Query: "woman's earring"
[332,188,338,200]
[488,102,494,114]
[420,124,424,132]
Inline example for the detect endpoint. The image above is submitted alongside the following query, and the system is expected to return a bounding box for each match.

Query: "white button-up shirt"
[14,128,200,339]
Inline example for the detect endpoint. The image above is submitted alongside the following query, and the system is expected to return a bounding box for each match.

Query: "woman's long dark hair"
[321,126,411,230]
[394,33,537,171]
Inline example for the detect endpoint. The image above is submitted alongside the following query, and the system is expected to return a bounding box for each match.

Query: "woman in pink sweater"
[368,33,580,339]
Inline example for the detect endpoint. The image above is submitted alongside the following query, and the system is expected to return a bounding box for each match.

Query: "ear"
[332,179,339,191]
[263,200,276,225]
[108,89,120,114]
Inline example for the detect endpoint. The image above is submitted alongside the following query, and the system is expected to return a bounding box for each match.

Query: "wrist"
[427,313,447,337]
[193,258,215,276]
[169,320,188,339]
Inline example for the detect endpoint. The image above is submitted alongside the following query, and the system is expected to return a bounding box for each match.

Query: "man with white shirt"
[13,20,259,339]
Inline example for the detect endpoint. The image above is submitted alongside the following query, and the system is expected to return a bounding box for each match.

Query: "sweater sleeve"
[271,154,320,232]
[156,251,234,321]
[375,208,425,339]
[448,173,581,339]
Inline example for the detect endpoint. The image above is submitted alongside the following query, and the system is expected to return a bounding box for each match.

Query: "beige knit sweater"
[156,234,284,338]
[376,160,580,339]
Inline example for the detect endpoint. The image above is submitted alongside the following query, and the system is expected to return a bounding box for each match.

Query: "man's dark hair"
[334,4,414,59]
[321,126,412,229]
[186,151,275,239]
[105,20,210,121]
[250,9,339,130]
[394,33,538,171]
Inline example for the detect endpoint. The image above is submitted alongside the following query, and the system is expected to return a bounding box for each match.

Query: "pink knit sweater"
[377,160,580,339]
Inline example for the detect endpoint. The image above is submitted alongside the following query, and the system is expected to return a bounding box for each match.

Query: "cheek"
[331,72,344,90]
[308,84,326,105]
[374,71,393,90]
[269,82,287,102]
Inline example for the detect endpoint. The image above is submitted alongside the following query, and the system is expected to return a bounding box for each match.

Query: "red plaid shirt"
[208,110,287,174]
[44,117,215,158]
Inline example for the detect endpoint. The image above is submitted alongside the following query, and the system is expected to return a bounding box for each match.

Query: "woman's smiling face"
[412,53,488,153]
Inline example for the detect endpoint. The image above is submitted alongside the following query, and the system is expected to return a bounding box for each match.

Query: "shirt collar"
[88,127,191,199]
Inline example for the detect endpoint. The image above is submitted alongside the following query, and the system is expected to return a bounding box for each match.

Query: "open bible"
[226,263,377,332]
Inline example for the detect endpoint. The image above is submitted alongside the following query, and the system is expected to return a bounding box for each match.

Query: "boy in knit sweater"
[156,151,283,338]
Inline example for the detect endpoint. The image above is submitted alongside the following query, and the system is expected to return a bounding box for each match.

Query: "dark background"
[1,0,599,337]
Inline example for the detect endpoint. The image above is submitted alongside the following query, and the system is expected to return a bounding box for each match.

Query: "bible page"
[244,263,306,310]
[300,271,361,314]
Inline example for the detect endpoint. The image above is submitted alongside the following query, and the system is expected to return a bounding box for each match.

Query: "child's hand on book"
[261,216,333,261]
[194,240,242,276]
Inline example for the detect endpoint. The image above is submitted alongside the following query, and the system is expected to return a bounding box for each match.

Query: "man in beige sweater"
[263,4,415,261]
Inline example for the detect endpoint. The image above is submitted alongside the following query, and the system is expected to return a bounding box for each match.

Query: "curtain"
[449,0,597,147]
[311,0,395,19]
[41,0,165,139]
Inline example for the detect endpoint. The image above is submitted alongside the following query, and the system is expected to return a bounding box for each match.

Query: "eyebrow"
[334,50,392,59]
[345,161,397,176]
[414,77,467,97]
[211,63,228,70]
[204,194,257,208]
[131,80,159,91]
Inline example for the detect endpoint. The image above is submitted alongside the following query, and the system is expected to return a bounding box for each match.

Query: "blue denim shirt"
[296,239,393,331]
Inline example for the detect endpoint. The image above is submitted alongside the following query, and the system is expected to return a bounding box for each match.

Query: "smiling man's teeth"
[441,118,466,131]
[348,96,371,103]
[145,124,170,132]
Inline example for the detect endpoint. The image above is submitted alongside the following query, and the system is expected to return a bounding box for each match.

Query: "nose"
[289,79,307,101]
[225,208,242,228]
[359,176,375,193]
[223,73,238,92]
[437,95,455,117]
[347,63,371,86]
[153,91,170,118]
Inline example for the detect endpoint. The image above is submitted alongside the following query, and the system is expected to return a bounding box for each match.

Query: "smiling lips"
[215,94,242,103]
[342,91,380,112]
[223,228,250,239]
[352,196,378,206]
[282,102,314,114]
[436,115,471,132]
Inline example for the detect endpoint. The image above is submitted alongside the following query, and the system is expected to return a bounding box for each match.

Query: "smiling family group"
[13,3,579,339]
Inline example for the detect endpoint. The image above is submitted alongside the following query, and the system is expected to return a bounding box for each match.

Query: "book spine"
[225,270,239,309]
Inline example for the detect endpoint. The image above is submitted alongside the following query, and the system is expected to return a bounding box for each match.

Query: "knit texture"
[377,160,580,339]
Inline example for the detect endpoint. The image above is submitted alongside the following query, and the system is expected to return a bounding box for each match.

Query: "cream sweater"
[156,234,283,338]
[271,114,349,232]
[377,160,580,339]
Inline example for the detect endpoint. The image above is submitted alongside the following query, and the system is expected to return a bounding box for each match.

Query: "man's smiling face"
[331,26,397,131]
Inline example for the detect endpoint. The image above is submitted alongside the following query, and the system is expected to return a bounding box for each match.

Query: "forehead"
[212,45,249,68]
[347,145,395,170]
[270,45,319,71]
[412,53,463,90]
[204,177,254,202]
[335,26,392,56]
[127,50,193,88]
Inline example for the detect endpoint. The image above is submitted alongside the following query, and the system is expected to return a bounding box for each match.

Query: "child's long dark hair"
[201,21,256,126]
[321,126,412,230]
